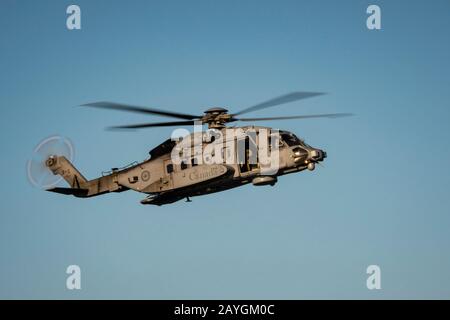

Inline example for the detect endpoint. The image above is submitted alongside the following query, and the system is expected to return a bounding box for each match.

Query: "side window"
[181,161,188,170]
[191,158,198,167]
[166,163,174,174]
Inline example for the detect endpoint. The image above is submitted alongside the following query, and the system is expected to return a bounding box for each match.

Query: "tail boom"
[46,155,127,197]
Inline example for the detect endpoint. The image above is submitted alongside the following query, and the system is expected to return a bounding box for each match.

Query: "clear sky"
[1,0,450,299]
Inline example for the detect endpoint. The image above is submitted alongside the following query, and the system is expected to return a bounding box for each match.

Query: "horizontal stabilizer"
[46,187,89,197]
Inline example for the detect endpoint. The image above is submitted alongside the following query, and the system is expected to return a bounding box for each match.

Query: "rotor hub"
[45,156,56,167]
[202,107,233,128]
[204,107,228,114]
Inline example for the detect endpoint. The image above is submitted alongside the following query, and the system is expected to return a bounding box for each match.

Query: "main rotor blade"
[237,113,353,121]
[81,102,200,120]
[108,120,197,130]
[233,92,326,116]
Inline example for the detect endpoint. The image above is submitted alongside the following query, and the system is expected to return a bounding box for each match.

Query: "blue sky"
[1,0,450,299]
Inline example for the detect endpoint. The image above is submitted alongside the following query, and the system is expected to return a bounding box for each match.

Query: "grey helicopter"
[41,92,351,205]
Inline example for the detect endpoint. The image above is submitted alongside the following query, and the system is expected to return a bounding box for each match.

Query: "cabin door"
[237,136,259,175]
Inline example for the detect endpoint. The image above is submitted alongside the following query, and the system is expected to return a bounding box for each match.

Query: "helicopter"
[42,92,351,205]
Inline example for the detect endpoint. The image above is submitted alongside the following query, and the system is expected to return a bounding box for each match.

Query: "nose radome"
[310,149,320,158]
[310,149,326,161]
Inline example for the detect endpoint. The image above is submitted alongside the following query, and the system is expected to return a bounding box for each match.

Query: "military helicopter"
[41,92,351,205]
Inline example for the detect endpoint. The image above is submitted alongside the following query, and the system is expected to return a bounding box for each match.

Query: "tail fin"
[46,156,87,188]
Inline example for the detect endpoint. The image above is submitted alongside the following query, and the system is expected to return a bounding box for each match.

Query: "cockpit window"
[281,133,301,147]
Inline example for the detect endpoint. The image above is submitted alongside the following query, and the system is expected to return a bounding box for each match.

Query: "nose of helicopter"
[293,147,326,170]
[309,149,326,162]
[304,148,326,171]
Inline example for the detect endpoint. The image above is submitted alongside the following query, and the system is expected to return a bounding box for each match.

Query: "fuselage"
[46,126,326,205]
[112,126,326,205]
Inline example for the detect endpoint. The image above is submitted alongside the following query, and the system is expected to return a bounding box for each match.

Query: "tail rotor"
[26,135,74,189]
